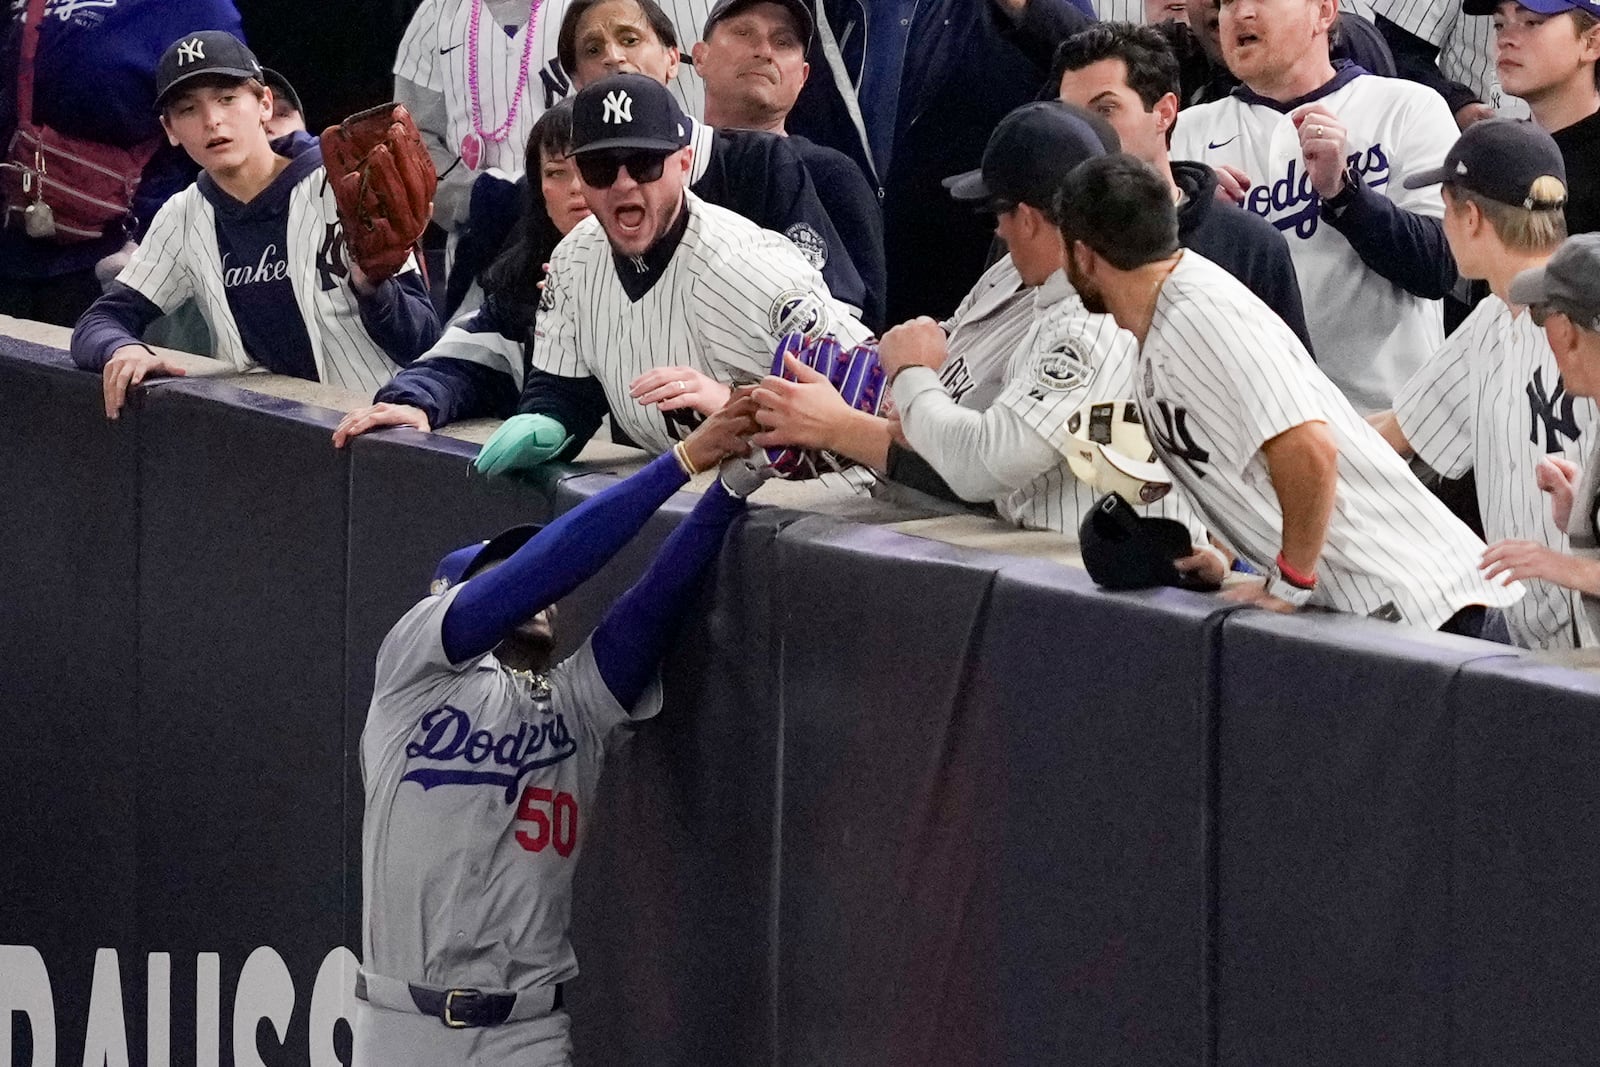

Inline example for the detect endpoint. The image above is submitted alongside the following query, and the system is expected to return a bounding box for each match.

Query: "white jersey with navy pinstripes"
[1170,70,1457,413]
[1370,0,1529,117]
[531,191,870,454]
[1136,251,1522,628]
[116,179,409,396]
[1393,295,1596,648]
[394,0,711,177]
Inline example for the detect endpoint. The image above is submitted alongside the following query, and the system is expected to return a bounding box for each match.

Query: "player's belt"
[355,971,564,1029]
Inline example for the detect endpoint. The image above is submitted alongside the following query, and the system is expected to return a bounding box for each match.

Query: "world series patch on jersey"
[1137,251,1522,629]
[360,584,662,992]
[1394,296,1598,649]
[1170,70,1458,413]
[529,192,870,455]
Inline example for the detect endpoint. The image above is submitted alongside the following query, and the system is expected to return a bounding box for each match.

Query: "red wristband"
[1275,552,1317,589]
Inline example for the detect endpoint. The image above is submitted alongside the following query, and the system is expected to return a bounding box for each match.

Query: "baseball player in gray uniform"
[355,397,764,1066]
[1494,234,1600,644]
[472,72,868,475]
[1372,119,1593,648]
[1057,153,1522,630]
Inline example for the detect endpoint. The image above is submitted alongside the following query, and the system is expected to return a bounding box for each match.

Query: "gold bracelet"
[673,441,699,477]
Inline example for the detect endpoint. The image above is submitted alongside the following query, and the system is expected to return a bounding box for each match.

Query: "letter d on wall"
[0,946,55,1066]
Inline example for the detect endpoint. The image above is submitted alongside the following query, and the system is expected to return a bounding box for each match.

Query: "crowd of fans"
[9,0,1600,646]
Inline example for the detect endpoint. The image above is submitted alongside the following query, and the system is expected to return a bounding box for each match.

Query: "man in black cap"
[474,71,870,476]
[1370,118,1598,648]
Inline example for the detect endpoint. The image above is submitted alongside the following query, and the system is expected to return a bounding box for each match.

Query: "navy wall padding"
[134,382,351,1065]
[1452,656,1600,1065]
[978,560,1230,1067]
[1214,612,1503,1067]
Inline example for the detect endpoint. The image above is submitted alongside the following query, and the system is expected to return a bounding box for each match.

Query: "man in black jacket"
[1053,23,1315,353]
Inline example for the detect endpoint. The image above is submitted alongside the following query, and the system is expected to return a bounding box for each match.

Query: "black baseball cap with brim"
[570,73,691,156]
[261,68,303,116]
[154,30,264,110]
[1463,0,1600,17]
[1403,117,1568,209]
[1079,493,1220,592]
[944,101,1117,210]
[1511,233,1600,330]
[701,0,814,44]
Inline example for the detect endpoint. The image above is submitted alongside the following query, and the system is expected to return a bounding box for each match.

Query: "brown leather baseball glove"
[320,103,436,283]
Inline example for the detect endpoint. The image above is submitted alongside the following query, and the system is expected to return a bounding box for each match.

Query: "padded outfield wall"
[4,327,1600,1067]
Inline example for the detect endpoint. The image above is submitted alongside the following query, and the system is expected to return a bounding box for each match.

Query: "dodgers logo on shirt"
[401,704,578,802]
[769,289,829,342]
[1244,145,1392,240]
[783,223,828,270]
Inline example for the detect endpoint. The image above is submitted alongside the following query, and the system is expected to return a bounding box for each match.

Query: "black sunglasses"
[576,150,669,188]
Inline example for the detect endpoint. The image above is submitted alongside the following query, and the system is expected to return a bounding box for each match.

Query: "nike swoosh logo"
[439,43,463,55]
[1208,136,1239,149]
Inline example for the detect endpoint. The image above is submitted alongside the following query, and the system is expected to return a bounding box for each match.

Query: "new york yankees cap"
[1463,0,1600,18]
[429,524,544,596]
[1511,234,1600,331]
[944,101,1118,212]
[570,73,691,156]
[1078,493,1214,592]
[701,0,814,45]
[155,31,264,110]
[261,68,303,117]
[1403,117,1567,211]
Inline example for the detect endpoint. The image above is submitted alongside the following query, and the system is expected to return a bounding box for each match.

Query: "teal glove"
[473,413,573,476]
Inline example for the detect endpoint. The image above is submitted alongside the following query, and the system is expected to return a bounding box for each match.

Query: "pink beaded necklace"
[461,0,542,170]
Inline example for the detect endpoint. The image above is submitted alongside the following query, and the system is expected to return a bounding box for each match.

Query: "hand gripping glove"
[473,414,573,476]
[320,103,437,283]
[765,331,887,479]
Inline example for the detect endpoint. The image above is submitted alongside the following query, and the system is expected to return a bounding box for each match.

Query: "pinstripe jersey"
[1393,295,1596,648]
[1136,251,1523,628]
[395,0,711,183]
[1370,0,1529,117]
[988,281,1206,537]
[1171,70,1457,413]
[937,255,1038,413]
[1565,436,1600,646]
[530,190,870,454]
[116,175,410,396]
[1090,0,1145,22]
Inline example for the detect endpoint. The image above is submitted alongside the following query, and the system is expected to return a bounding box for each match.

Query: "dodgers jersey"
[115,165,413,395]
[1394,296,1597,649]
[936,255,1039,414]
[1170,67,1458,413]
[530,191,870,455]
[1137,251,1522,628]
[361,583,661,992]
[1370,0,1529,118]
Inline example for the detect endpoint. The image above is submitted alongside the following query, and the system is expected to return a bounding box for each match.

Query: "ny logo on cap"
[602,90,633,125]
[177,37,206,64]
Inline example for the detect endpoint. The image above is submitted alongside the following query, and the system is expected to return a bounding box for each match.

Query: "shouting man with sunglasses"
[474,73,871,476]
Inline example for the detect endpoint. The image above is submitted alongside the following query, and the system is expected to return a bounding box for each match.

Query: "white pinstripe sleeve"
[116,196,195,314]
[992,307,1134,451]
[1391,303,1487,480]
[394,0,443,90]
[527,237,586,378]
[1370,0,1456,49]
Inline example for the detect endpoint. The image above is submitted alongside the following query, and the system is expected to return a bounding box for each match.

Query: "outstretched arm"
[442,397,759,663]
[590,478,749,709]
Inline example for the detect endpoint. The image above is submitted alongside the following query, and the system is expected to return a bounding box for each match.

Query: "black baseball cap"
[570,73,691,156]
[1511,234,1600,331]
[944,101,1118,211]
[1403,118,1567,210]
[701,0,813,44]
[1079,493,1219,592]
[1463,0,1600,18]
[261,68,303,116]
[155,31,264,110]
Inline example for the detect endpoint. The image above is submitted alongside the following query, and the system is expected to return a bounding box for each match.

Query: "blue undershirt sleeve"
[440,451,688,663]
[71,282,165,370]
[355,270,443,367]
[590,480,746,710]
[1322,178,1458,300]
[374,357,519,429]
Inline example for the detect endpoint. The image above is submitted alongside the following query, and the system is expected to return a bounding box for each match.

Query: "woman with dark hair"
[334,102,591,446]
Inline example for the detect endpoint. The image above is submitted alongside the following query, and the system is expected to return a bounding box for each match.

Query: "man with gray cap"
[473,71,869,475]
[1484,233,1600,644]
[1372,118,1597,648]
